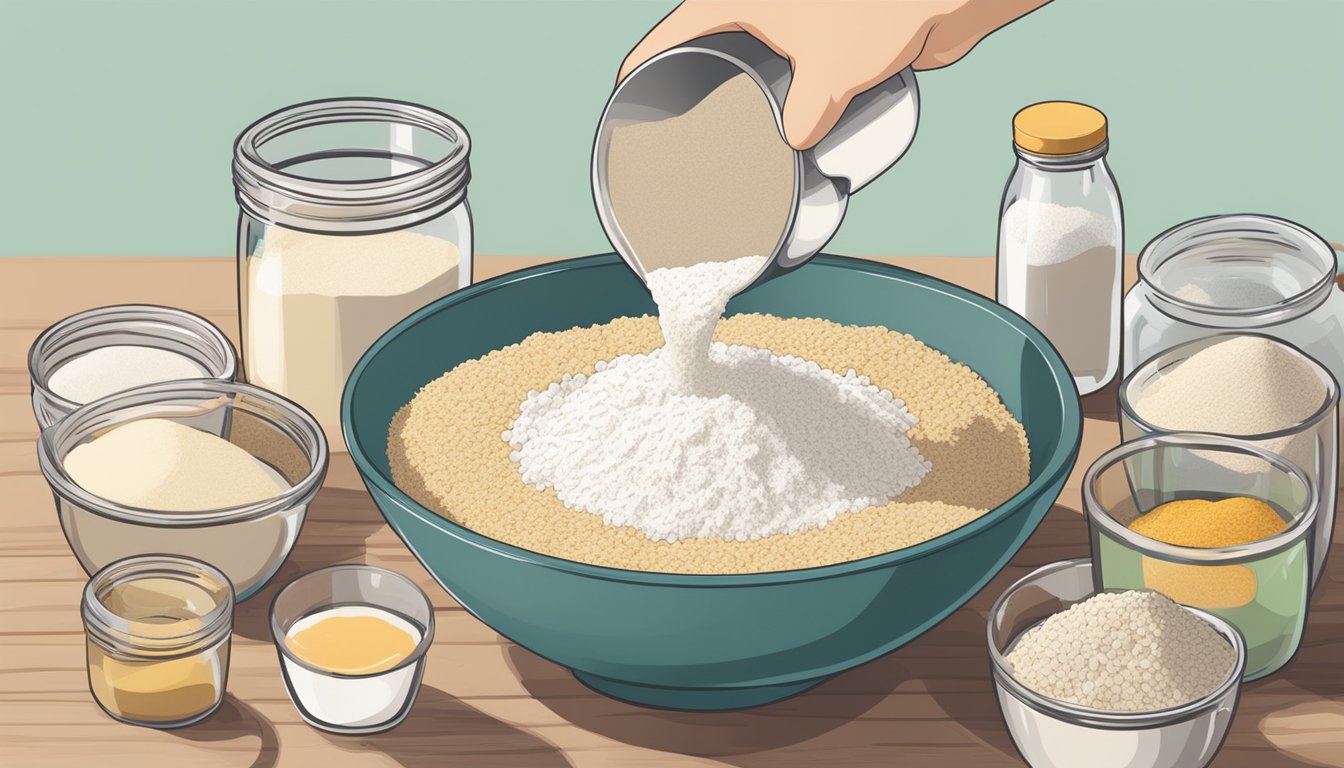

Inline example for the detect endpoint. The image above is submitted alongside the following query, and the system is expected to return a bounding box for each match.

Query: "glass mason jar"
[1122,214,1344,381]
[232,98,473,448]
[82,555,235,728]
[997,102,1123,396]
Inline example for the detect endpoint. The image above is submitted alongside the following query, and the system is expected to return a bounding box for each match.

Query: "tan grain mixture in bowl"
[389,313,1030,574]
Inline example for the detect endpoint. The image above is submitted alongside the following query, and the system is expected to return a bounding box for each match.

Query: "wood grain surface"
[2,255,1341,768]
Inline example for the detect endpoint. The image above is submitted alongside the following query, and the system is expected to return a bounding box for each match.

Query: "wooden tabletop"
[2,255,1341,768]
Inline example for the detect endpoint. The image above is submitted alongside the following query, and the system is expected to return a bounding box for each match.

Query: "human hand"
[619,0,1052,150]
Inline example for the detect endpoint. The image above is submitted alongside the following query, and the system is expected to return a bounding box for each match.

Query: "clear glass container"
[82,555,234,728]
[233,98,473,448]
[988,559,1244,768]
[28,305,236,430]
[271,565,434,734]
[996,104,1123,396]
[1122,214,1344,381]
[1119,333,1338,590]
[37,380,329,601]
[1084,434,1314,680]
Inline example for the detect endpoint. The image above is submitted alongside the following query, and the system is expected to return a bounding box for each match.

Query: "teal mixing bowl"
[344,254,1082,711]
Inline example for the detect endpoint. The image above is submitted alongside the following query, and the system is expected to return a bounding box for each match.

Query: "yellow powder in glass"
[1140,558,1259,609]
[285,610,417,675]
[88,643,225,724]
[86,576,227,725]
[1128,497,1287,548]
[1129,497,1287,610]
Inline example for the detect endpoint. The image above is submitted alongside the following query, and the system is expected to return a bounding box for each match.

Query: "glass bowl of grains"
[1118,332,1338,590]
[344,253,1083,710]
[37,380,328,601]
[1084,433,1315,680]
[988,559,1246,768]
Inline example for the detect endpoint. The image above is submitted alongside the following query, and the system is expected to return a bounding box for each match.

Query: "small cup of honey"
[270,564,434,734]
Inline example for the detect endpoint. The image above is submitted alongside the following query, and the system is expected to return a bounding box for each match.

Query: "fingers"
[618,4,737,83]
[781,64,852,151]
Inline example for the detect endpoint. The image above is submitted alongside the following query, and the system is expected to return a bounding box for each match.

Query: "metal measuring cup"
[592,31,920,288]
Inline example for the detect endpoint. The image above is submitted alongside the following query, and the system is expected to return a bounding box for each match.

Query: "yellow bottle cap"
[1013,101,1108,156]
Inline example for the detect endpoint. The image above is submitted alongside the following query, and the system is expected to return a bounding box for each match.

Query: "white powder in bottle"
[245,228,460,446]
[1005,590,1235,712]
[47,345,210,404]
[998,201,1118,387]
[505,255,931,543]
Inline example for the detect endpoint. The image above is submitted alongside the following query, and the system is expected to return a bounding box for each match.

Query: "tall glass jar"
[232,98,473,448]
[1122,214,1344,381]
[996,102,1123,396]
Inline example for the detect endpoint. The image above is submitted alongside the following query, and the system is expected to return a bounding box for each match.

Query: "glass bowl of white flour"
[29,304,237,430]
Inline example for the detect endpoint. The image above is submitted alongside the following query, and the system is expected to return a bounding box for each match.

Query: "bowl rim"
[342,252,1084,586]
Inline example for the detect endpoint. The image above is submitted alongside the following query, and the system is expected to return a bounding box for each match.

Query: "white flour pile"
[48,346,209,404]
[505,256,931,543]
[1005,590,1235,712]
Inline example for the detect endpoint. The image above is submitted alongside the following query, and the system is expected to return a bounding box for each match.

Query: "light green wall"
[2,0,1340,258]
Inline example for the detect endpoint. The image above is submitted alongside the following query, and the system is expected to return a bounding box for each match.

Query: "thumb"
[781,64,850,151]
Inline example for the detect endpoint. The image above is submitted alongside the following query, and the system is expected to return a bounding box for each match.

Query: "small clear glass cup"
[28,305,237,430]
[1084,434,1314,680]
[37,380,328,601]
[270,565,434,734]
[988,559,1245,768]
[82,554,235,728]
[1118,332,1339,590]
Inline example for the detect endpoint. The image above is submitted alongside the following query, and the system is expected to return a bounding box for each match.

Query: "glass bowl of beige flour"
[37,380,328,601]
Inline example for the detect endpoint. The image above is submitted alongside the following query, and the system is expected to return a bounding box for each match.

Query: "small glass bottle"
[232,98,473,448]
[81,555,234,728]
[996,102,1123,396]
